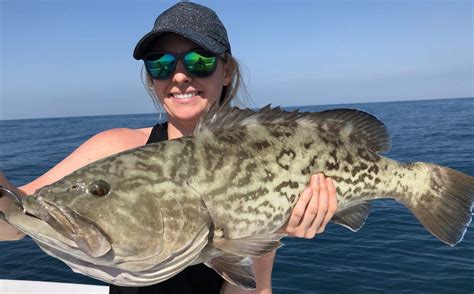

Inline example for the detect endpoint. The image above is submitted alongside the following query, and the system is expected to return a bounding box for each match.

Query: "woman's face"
[151,34,230,126]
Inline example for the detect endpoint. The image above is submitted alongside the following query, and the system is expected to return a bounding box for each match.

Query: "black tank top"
[109,123,224,294]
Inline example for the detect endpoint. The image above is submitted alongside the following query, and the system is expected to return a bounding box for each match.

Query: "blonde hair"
[142,54,248,115]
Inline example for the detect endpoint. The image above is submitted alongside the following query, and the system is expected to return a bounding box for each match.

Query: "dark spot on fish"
[274,180,299,197]
[325,161,340,170]
[302,155,319,175]
[302,166,311,175]
[289,193,297,203]
[273,214,283,223]
[345,154,354,165]
[268,126,290,138]
[329,149,338,161]
[261,200,271,207]
[276,149,296,170]
[253,140,271,151]
[368,165,379,174]
[263,168,276,183]
[357,173,372,182]
[304,142,313,149]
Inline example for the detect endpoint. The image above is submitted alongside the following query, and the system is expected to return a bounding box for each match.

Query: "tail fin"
[400,163,474,246]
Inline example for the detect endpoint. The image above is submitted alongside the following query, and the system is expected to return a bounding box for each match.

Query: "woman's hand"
[283,173,338,238]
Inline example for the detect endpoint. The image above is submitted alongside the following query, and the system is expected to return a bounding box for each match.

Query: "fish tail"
[399,162,474,246]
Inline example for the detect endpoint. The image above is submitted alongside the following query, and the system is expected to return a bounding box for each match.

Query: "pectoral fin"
[206,254,256,289]
[213,233,285,257]
[332,202,371,232]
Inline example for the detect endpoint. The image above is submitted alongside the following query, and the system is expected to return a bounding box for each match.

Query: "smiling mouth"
[170,91,201,99]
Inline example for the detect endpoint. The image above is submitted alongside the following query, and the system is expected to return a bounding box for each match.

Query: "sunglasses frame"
[143,49,220,80]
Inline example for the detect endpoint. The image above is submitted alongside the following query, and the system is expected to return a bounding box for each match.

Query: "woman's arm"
[0,128,151,241]
[221,174,338,293]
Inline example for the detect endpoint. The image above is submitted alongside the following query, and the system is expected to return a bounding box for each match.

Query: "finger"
[307,174,328,237]
[297,174,321,238]
[317,177,338,233]
[286,186,312,232]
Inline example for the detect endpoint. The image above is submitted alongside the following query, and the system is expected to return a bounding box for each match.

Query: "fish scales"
[184,122,403,239]
[3,105,473,288]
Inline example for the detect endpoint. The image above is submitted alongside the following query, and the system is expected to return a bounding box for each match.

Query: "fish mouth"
[7,196,112,258]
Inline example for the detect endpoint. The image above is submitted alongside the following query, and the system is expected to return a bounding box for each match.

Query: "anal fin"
[332,202,371,232]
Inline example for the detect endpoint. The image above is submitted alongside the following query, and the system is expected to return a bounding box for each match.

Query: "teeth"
[172,92,198,99]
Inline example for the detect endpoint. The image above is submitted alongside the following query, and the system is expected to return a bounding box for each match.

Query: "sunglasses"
[144,50,219,80]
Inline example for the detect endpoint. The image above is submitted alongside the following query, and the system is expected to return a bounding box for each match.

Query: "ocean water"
[0,98,473,293]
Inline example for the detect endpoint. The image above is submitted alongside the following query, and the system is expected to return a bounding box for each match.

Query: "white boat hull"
[0,279,107,294]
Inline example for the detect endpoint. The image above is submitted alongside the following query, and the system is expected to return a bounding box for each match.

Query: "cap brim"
[133,28,228,60]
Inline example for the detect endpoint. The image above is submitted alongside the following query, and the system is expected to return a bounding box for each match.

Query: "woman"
[0,2,337,293]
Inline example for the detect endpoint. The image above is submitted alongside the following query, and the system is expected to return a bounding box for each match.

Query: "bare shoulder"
[86,127,153,157]
[92,127,152,150]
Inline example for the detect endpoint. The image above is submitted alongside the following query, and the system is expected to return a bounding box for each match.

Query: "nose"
[171,60,192,84]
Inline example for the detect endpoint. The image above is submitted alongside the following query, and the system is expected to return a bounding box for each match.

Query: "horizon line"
[1,96,472,122]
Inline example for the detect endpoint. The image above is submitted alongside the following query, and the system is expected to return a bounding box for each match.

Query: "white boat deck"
[0,279,108,294]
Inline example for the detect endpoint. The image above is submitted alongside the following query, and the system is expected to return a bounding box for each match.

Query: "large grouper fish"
[1,105,473,289]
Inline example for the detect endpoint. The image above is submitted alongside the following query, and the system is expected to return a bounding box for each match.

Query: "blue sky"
[1,0,472,119]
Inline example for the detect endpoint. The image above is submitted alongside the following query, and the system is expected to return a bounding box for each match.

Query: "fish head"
[5,165,167,267]
[5,149,213,285]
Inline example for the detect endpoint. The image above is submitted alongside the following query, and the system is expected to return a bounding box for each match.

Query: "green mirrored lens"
[184,51,217,77]
[145,53,176,79]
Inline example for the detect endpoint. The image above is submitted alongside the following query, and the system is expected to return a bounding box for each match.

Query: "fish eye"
[88,180,111,197]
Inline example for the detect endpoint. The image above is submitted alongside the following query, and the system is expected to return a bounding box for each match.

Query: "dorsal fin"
[195,104,391,153]
[308,108,391,153]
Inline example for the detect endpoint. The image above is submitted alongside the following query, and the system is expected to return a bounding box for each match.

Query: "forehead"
[151,33,200,52]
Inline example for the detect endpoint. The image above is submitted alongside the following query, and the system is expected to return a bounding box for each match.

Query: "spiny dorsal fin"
[206,254,256,289]
[195,104,391,153]
[332,201,372,232]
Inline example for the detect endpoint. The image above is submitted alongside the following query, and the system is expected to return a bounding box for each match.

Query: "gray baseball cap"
[133,2,231,60]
